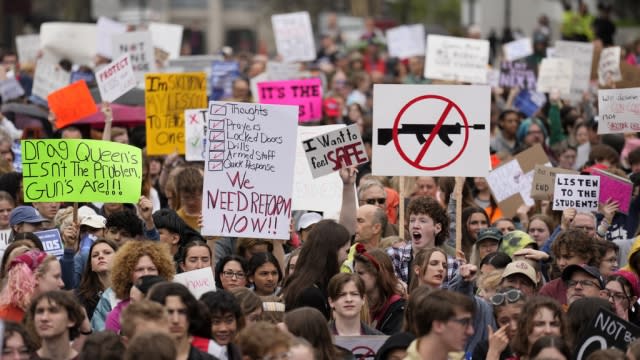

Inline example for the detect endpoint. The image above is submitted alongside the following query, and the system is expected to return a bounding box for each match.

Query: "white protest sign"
[294,125,346,220]
[32,56,71,99]
[96,17,127,58]
[111,31,156,82]
[15,34,40,66]
[386,24,425,59]
[184,108,208,161]
[271,11,316,63]
[487,160,535,207]
[0,78,25,102]
[149,22,184,61]
[552,174,600,212]
[302,124,368,179]
[267,61,301,81]
[536,58,573,95]
[96,54,137,102]
[373,84,490,177]
[201,102,298,239]
[598,88,640,134]
[173,267,216,298]
[502,38,533,62]
[0,229,11,259]
[553,41,594,98]
[598,46,622,86]
[425,35,490,84]
[40,22,97,66]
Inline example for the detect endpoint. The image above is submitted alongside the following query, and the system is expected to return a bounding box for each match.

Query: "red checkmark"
[210,104,227,115]
[209,120,224,130]
[208,161,223,171]
[210,151,224,160]
[209,131,224,141]
[210,141,225,151]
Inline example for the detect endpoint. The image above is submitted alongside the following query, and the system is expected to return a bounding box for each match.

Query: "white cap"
[81,215,107,229]
[297,212,322,231]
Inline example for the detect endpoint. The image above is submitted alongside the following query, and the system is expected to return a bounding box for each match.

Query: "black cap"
[562,264,605,289]
[375,332,415,360]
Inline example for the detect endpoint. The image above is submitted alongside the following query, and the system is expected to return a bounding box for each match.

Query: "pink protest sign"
[593,169,632,214]
[257,78,322,123]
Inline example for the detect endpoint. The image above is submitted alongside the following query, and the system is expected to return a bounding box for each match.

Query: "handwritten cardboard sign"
[597,88,640,134]
[200,102,298,239]
[144,72,207,155]
[210,61,240,101]
[0,78,25,102]
[257,78,322,123]
[40,22,96,66]
[552,41,594,99]
[574,308,640,360]
[386,24,425,59]
[34,229,64,259]
[173,267,216,298]
[530,165,579,201]
[96,17,127,58]
[32,56,70,100]
[48,80,98,128]
[499,60,537,91]
[425,35,490,84]
[502,38,533,62]
[149,22,184,61]
[302,124,368,179]
[21,139,142,203]
[96,53,137,102]
[334,336,389,359]
[15,34,40,66]
[112,31,156,82]
[552,174,600,212]
[537,58,573,95]
[598,46,622,86]
[184,108,208,162]
[271,11,316,63]
[592,168,633,214]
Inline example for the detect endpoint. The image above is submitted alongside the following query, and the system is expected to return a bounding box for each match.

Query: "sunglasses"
[490,289,524,306]
[364,198,386,205]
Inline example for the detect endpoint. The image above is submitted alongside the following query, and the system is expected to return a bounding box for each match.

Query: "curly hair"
[551,228,598,266]
[406,196,449,246]
[510,296,568,356]
[110,241,175,299]
[0,254,58,310]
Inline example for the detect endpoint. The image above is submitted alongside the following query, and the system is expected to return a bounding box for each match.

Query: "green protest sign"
[21,139,142,203]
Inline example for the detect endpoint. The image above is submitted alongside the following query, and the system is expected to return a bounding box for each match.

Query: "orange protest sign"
[47,80,98,128]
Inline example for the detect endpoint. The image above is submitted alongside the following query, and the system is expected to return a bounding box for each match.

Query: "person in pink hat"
[605,270,640,325]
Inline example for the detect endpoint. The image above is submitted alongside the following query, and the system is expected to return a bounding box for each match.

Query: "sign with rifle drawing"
[372,84,490,176]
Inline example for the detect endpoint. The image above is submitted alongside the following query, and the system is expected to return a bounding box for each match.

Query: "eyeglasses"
[449,316,473,328]
[363,198,386,205]
[604,289,629,303]
[566,279,600,289]
[222,270,246,279]
[490,289,524,306]
[262,351,290,360]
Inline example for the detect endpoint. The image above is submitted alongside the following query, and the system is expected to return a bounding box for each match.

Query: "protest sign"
[267,61,301,81]
[574,308,640,360]
[334,336,389,359]
[144,72,207,155]
[502,38,533,62]
[111,31,156,82]
[40,22,97,66]
[598,46,622,86]
[184,108,208,162]
[0,78,25,102]
[499,60,537,91]
[35,229,64,259]
[486,69,500,88]
[210,61,240,101]
[148,22,184,61]
[15,34,40,66]
[0,229,11,259]
[96,17,127,58]
[96,54,137,102]
[592,168,633,214]
[536,58,573,95]
[200,102,298,239]
[271,11,316,63]
[373,84,490,177]
[21,139,142,203]
[257,78,323,123]
[302,124,368,179]
[552,41,594,99]
[530,165,579,201]
[424,35,490,84]
[173,267,216,298]
[597,88,640,134]
[32,56,70,100]
[294,125,347,220]
[487,145,549,217]
[386,24,425,59]
[513,89,547,118]
[552,174,600,212]
[47,80,98,129]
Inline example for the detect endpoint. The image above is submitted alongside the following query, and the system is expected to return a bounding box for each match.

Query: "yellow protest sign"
[145,72,207,155]
[21,139,142,203]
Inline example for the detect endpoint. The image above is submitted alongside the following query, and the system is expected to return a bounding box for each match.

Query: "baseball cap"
[562,264,605,289]
[9,206,47,226]
[500,230,537,258]
[81,215,107,229]
[501,260,537,285]
[297,212,322,231]
[477,227,502,244]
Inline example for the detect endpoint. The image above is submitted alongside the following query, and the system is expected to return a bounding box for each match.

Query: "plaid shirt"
[386,243,459,289]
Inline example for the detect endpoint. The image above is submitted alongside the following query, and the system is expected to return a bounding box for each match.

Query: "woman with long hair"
[247,252,282,297]
[510,296,568,359]
[605,272,640,325]
[327,273,381,336]
[75,239,118,320]
[282,220,350,319]
[354,245,405,335]
[461,207,490,259]
[529,336,571,360]
[284,307,344,360]
[178,240,212,273]
[409,247,448,292]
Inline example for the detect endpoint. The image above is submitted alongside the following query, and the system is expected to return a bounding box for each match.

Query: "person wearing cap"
[605,270,640,324]
[499,230,538,259]
[563,263,607,306]
[470,227,502,267]
[32,202,61,229]
[70,213,107,288]
[9,205,46,236]
[499,260,538,297]
[297,212,322,244]
[375,331,415,360]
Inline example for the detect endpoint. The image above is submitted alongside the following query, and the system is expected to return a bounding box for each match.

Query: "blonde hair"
[476,269,504,300]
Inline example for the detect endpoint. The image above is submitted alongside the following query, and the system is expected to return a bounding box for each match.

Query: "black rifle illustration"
[378,123,485,147]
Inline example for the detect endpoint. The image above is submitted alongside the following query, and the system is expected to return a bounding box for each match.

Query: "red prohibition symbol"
[392,94,470,170]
